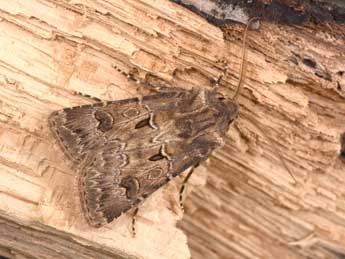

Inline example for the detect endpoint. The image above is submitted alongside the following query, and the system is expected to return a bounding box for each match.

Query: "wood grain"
[0,1,344,259]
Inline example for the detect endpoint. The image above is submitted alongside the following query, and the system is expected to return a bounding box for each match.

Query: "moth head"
[210,91,239,133]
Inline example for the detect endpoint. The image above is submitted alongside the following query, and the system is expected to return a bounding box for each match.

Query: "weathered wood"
[179,11,345,259]
[0,212,132,259]
[0,1,345,259]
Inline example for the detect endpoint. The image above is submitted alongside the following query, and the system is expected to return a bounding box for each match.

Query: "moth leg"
[73,91,104,102]
[131,207,139,237]
[179,166,196,212]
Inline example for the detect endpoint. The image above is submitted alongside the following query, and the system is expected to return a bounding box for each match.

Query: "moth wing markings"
[49,107,107,162]
[49,99,129,162]
[78,142,130,227]
[49,91,187,162]
[79,142,172,227]
[69,88,225,226]
[79,131,221,228]
[79,104,192,226]
[73,91,189,226]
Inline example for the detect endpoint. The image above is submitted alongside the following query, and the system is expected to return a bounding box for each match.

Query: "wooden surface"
[0,1,345,259]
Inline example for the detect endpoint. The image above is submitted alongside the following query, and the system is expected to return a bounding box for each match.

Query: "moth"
[49,79,239,227]
[49,19,257,229]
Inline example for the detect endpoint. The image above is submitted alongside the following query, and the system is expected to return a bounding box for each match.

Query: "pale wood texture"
[0,1,345,259]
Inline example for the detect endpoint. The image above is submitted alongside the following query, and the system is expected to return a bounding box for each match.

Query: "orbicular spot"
[123,107,140,118]
[94,110,114,132]
[120,177,140,200]
[146,167,163,180]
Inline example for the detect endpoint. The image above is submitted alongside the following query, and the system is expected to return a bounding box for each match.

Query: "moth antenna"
[231,17,297,184]
[232,17,260,101]
[179,166,195,212]
[131,207,139,237]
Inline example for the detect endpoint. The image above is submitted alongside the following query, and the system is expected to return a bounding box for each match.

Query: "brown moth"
[49,19,258,229]
[49,88,238,227]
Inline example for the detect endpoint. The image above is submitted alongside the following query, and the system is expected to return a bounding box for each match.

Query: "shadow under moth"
[48,19,263,230]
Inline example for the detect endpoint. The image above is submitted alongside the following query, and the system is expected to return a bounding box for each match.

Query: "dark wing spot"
[148,153,165,161]
[74,128,82,134]
[148,146,167,161]
[120,177,140,200]
[135,117,150,129]
[94,110,114,132]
